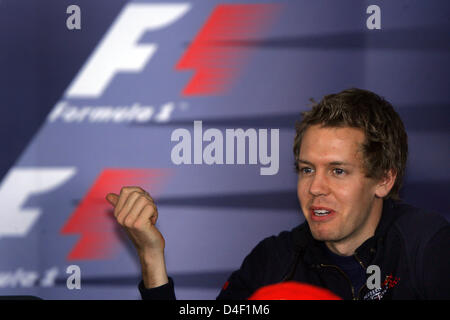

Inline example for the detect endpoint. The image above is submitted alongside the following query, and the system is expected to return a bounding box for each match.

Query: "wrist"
[138,249,168,289]
[138,248,165,264]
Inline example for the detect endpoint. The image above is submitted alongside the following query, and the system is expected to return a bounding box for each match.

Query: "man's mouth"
[310,206,336,221]
[313,209,331,216]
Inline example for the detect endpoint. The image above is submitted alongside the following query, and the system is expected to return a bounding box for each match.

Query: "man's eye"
[300,167,313,174]
[333,168,345,175]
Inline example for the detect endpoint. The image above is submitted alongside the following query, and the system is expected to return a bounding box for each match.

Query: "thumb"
[106,193,119,207]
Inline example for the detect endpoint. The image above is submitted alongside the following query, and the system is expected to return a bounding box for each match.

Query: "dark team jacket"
[139,200,450,300]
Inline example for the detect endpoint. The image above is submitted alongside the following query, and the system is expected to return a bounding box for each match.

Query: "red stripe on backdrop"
[176,4,282,96]
[61,168,171,260]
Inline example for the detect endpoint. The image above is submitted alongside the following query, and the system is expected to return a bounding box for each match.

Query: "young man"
[106,88,450,300]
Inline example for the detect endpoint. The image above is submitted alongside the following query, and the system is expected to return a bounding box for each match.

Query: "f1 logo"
[66,3,191,98]
[0,168,76,237]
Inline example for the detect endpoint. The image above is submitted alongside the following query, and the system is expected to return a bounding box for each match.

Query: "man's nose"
[309,171,329,197]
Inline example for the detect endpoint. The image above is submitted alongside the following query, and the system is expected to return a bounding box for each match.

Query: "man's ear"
[375,169,397,198]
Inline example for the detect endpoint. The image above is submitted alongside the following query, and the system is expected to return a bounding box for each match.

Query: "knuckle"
[130,190,143,199]
[143,203,155,214]
[120,186,131,195]
[128,190,137,197]
[137,195,150,205]
[121,186,143,196]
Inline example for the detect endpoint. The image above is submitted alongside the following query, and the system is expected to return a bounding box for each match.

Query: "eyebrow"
[297,159,354,167]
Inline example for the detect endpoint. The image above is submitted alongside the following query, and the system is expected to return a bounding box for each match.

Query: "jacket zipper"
[319,253,367,300]
[353,253,367,299]
[354,253,366,269]
[319,264,356,300]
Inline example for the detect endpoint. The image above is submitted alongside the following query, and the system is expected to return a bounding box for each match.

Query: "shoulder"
[386,201,450,298]
[390,201,448,240]
[236,223,309,283]
[385,201,449,264]
[250,223,309,260]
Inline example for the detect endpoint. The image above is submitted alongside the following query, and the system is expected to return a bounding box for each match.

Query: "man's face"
[296,125,382,245]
